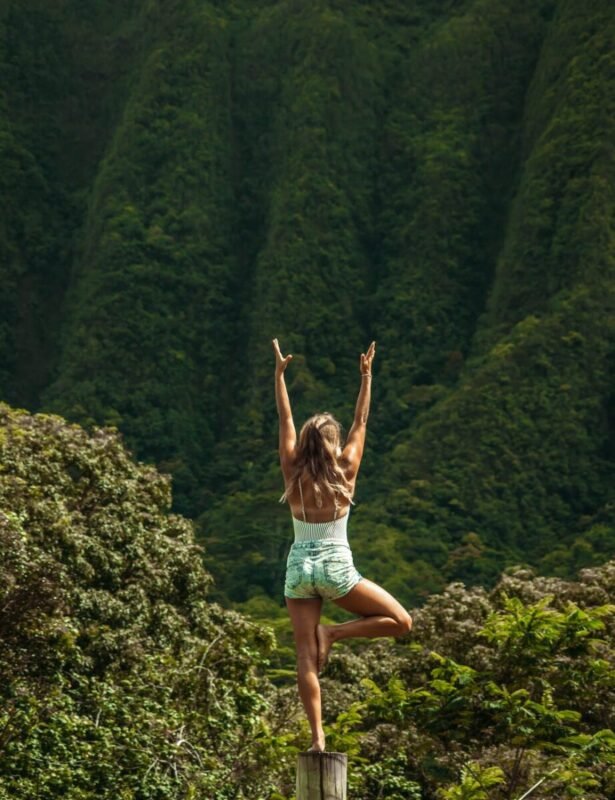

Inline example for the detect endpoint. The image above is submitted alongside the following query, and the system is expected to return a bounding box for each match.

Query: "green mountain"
[1,0,613,607]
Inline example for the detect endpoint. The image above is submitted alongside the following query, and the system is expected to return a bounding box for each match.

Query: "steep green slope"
[352,0,615,602]
[0,1,141,410]
[237,1,380,427]
[0,0,613,606]
[197,2,385,596]
[0,3,74,410]
[481,0,614,339]
[372,0,554,434]
[41,2,240,516]
[195,0,554,603]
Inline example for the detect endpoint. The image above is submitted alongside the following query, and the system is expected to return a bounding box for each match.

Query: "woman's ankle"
[310,728,326,750]
[324,623,341,644]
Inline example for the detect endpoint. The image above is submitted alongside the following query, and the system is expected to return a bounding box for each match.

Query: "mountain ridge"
[0,0,613,605]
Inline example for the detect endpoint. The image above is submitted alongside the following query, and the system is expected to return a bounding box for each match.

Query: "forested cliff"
[1,0,614,608]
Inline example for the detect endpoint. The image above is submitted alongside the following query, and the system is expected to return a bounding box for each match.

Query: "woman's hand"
[273,339,296,462]
[360,341,376,376]
[272,338,293,373]
[343,341,376,473]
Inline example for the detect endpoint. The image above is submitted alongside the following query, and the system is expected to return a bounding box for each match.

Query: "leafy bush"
[0,403,287,799]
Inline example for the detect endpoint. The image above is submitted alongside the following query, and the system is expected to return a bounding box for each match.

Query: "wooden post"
[296,752,347,799]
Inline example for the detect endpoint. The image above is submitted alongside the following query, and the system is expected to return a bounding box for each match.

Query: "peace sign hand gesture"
[272,338,293,373]
[360,341,376,376]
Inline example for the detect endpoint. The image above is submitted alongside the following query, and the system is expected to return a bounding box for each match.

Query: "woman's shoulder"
[338,453,358,481]
[280,453,299,482]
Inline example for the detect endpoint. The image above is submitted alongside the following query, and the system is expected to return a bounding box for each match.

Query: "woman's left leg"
[285,596,325,751]
[316,578,412,671]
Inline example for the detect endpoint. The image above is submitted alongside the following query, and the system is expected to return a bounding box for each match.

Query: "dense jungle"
[0,0,613,797]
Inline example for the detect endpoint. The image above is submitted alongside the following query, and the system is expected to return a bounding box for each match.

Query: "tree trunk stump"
[296,752,347,799]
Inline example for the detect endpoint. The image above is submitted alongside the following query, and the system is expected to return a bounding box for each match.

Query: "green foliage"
[2,3,614,787]
[361,753,423,800]
[0,403,288,798]
[314,562,615,799]
[438,763,505,800]
[0,400,614,796]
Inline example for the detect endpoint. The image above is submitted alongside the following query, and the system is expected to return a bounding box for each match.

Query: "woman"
[272,338,412,753]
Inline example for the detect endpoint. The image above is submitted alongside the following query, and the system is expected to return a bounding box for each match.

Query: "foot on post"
[316,624,333,673]
[307,729,326,752]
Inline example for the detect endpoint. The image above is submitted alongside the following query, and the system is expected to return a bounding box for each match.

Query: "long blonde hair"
[279,412,354,509]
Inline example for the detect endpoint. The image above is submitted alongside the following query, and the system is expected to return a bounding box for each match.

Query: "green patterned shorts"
[284,540,363,600]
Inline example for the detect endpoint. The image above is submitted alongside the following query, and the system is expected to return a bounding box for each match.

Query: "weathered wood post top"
[297,751,348,800]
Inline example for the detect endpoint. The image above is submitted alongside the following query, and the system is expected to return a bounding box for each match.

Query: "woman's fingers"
[360,341,376,371]
[272,338,285,362]
[273,338,293,370]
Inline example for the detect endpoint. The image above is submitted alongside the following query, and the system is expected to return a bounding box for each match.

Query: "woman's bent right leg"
[316,578,412,670]
[285,596,325,750]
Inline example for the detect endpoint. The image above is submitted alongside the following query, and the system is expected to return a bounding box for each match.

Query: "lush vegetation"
[1,0,612,610]
[0,402,281,798]
[0,403,613,798]
[2,0,614,796]
[0,0,613,603]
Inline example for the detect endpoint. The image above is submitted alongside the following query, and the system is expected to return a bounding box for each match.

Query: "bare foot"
[316,624,333,673]
[307,730,326,752]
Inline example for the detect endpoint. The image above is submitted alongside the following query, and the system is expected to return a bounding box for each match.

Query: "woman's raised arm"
[272,338,296,467]
[342,341,375,476]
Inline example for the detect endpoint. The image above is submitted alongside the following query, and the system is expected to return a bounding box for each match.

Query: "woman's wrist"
[361,372,372,378]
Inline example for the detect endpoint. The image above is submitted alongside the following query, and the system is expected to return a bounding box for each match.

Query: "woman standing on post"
[272,338,413,753]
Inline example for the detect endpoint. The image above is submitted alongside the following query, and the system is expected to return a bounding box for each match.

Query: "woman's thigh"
[285,596,323,658]
[332,577,410,625]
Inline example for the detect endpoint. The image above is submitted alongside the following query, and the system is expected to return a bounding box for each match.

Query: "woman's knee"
[394,611,413,636]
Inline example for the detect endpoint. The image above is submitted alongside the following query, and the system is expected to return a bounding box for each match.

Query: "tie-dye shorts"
[284,539,363,600]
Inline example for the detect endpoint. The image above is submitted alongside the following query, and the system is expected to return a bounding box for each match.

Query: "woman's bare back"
[287,472,353,523]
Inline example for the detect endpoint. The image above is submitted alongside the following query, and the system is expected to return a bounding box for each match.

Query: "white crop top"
[292,479,350,543]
